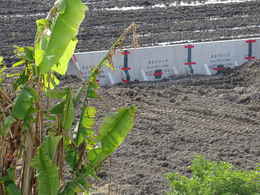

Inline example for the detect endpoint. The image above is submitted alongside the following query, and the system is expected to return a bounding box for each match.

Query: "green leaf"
[12,87,36,120]
[25,87,39,100]
[87,81,99,99]
[87,106,136,167]
[34,19,49,66]
[13,70,29,90]
[76,106,96,146]
[98,106,136,143]
[51,39,78,75]
[0,168,21,195]
[50,101,65,114]
[6,73,20,78]
[86,69,100,99]
[0,115,16,136]
[81,106,96,129]
[0,56,3,65]
[43,73,60,89]
[62,89,75,131]
[12,60,25,68]
[32,136,61,195]
[43,136,62,160]
[73,86,83,106]
[14,46,34,62]
[0,63,6,83]
[65,144,78,170]
[103,59,115,70]
[59,164,94,195]
[87,86,98,99]
[37,0,87,73]
[46,89,67,99]
[59,174,90,195]
[6,183,22,195]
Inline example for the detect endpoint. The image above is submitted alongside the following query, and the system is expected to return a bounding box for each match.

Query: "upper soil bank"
[1,0,260,62]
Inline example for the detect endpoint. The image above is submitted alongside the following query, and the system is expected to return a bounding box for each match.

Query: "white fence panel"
[68,38,260,86]
[127,46,177,82]
[192,39,250,75]
[71,50,124,85]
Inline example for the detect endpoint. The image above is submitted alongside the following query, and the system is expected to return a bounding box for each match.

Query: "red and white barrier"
[68,38,260,86]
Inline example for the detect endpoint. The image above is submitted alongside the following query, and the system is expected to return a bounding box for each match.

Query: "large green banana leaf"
[35,0,87,74]
[31,136,61,195]
[87,106,136,168]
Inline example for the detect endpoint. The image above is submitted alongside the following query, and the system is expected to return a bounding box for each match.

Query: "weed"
[165,156,260,195]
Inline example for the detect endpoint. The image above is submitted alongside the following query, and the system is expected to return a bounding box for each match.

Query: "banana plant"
[0,0,137,194]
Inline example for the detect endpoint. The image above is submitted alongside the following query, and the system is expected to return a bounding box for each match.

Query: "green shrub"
[165,156,260,195]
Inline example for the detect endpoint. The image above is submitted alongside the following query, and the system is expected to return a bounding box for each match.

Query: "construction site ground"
[63,61,260,194]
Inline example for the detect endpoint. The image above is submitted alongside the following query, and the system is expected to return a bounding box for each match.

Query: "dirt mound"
[233,59,260,87]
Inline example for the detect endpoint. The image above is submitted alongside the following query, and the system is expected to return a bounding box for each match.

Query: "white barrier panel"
[68,50,125,85]
[68,38,260,85]
[190,39,259,75]
[127,46,177,81]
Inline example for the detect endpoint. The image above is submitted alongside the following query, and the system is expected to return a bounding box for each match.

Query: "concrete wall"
[68,38,260,86]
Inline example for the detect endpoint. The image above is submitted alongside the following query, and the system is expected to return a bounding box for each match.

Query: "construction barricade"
[68,38,260,86]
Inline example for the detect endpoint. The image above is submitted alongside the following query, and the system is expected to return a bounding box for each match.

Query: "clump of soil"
[234,59,260,87]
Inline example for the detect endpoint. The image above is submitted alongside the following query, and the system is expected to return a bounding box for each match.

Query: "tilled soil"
[60,60,260,194]
[1,0,260,62]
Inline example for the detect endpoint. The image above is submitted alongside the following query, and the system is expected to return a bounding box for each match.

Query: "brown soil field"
[61,60,260,194]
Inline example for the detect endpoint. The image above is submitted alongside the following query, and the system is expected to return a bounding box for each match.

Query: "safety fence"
[68,37,260,85]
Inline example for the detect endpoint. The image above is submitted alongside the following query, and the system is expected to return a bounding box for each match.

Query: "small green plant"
[165,156,260,195]
[257,164,260,187]
[0,0,138,194]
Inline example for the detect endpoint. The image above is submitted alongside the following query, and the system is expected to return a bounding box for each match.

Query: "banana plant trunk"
[21,130,34,195]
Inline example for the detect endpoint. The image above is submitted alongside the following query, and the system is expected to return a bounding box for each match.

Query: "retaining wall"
[68,38,260,85]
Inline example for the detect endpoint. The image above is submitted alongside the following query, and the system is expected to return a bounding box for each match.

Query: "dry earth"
[62,60,260,194]
[1,0,260,61]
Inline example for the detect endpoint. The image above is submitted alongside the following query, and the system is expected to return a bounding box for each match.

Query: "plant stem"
[21,130,34,195]
[73,23,139,170]
[0,88,12,104]
[56,116,64,183]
